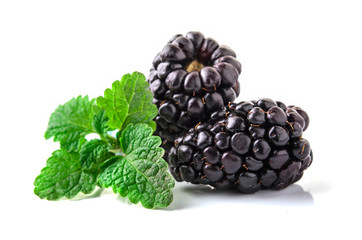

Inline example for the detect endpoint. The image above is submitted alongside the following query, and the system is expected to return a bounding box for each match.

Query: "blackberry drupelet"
[148,31,242,156]
[168,98,312,193]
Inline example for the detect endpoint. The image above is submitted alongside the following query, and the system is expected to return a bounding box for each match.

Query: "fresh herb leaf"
[92,108,110,136]
[120,122,160,152]
[96,72,158,131]
[45,95,95,152]
[97,123,175,209]
[79,139,114,169]
[34,149,98,200]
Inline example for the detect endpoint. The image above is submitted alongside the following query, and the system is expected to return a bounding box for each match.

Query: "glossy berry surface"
[148,31,242,156]
[168,98,312,193]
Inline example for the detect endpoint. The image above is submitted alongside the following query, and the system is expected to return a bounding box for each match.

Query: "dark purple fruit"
[160,44,186,62]
[214,56,242,74]
[257,98,277,110]
[267,106,287,126]
[172,36,194,59]
[268,126,289,146]
[203,164,224,182]
[198,38,219,64]
[214,62,239,87]
[252,139,271,160]
[226,116,246,132]
[200,67,221,91]
[237,172,261,193]
[148,31,242,158]
[179,165,196,182]
[292,138,311,160]
[203,147,220,164]
[211,45,236,60]
[165,69,187,92]
[269,150,289,169]
[168,99,312,193]
[286,108,306,130]
[187,97,205,119]
[230,132,251,154]
[245,157,263,171]
[214,132,230,150]
[197,131,213,149]
[289,106,310,131]
[248,107,266,125]
[177,145,193,163]
[221,151,242,174]
[158,102,178,122]
[204,92,224,112]
[184,71,202,94]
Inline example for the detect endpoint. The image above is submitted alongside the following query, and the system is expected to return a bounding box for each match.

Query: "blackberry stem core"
[186,60,204,72]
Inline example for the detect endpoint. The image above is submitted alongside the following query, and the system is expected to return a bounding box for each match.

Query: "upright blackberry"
[147,31,242,156]
[168,98,312,193]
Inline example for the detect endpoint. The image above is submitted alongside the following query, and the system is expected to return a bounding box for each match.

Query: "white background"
[1,0,361,239]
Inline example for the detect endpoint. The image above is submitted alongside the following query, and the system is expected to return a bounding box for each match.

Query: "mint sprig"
[34,72,174,209]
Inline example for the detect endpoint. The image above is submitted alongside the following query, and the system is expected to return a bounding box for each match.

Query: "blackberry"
[148,31,242,156]
[168,98,312,193]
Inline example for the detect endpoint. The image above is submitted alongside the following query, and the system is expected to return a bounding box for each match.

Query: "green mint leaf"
[91,106,118,146]
[96,72,158,131]
[92,107,110,135]
[97,123,175,209]
[79,139,114,169]
[45,95,95,152]
[34,149,98,200]
[120,123,160,153]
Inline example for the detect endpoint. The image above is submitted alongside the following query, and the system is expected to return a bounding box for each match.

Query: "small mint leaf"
[34,149,98,200]
[92,108,110,135]
[120,123,160,154]
[79,139,114,169]
[45,95,95,152]
[97,123,175,209]
[96,72,158,131]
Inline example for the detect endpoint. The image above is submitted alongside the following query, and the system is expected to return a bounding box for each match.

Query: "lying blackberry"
[168,98,312,193]
[148,31,242,156]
